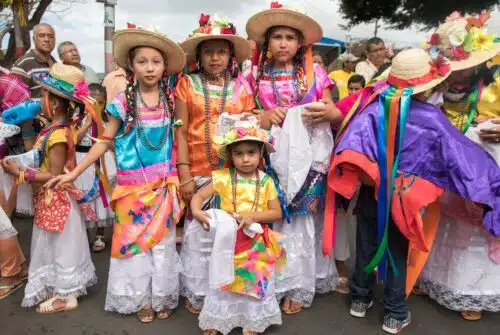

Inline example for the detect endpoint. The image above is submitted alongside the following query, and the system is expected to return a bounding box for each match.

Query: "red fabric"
[234,224,269,254]
[388,58,450,88]
[0,74,30,113]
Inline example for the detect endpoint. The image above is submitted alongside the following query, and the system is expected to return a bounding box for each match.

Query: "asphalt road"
[1,218,499,335]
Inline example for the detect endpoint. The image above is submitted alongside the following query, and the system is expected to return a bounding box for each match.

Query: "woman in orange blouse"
[174,13,254,314]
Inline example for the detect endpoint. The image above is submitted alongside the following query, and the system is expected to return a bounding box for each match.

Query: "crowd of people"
[0,2,499,335]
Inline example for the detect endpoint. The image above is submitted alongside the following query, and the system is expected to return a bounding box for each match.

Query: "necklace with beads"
[201,70,230,168]
[135,87,170,151]
[231,168,260,214]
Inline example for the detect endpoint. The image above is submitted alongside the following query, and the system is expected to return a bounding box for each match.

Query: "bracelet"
[179,177,194,187]
[25,167,36,183]
[16,170,25,184]
[90,135,114,144]
[176,162,191,166]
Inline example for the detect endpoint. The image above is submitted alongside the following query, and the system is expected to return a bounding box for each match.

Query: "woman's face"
[199,39,231,76]
[268,26,301,65]
[447,66,476,91]
[130,47,166,88]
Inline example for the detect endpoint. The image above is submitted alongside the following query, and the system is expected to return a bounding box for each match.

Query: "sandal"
[202,330,218,335]
[336,277,350,294]
[0,282,25,300]
[92,235,106,253]
[461,311,482,321]
[157,309,173,320]
[242,331,259,335]
[36,296,78,314]
[137,308,155,323]
[281,298,303,315]
[185,299,201,315]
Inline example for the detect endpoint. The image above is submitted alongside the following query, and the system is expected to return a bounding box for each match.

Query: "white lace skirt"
[0,207,17,239]
[315,212,339,294]
[105,225,181,314]
[199,272,282,335]
[75,151,116,229]
[273,214,318,307]
[420,215,500,312]
[22,197,97,307]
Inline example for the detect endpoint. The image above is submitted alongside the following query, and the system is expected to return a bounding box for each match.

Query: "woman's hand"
[235,213,255,230]
[192,209,211,231]
[479,120,500,143]
[302,99,342,125]
[44,170,78,189]
[180,178,196,203]
[269,108,287,126]
[1,159,20,177]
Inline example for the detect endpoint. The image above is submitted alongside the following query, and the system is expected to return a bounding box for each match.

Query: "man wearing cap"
[329,53,359,100]
[58,41,99,84]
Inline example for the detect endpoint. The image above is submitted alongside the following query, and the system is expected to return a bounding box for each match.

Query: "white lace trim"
[277,288,315,308]
[180,282,205,310]
[316,275,339,295]
[199,311,282,335]
[104,293,179,314]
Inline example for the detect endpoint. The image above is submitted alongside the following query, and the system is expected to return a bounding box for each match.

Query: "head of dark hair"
[348,74,366,88]
[195,39,239,79]
[227,140,264,165]
[366,37,384,52]
[88,83,106,96]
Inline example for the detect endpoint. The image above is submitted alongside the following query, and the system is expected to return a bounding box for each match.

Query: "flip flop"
[242,330,259,335]
[461,311,482,321]
[36,296,78,314]
[336,277,350,294]
[156,309,173,320]
[281,298,303,315]
[137,308,155,323]
[0,282,24,300]
[185,300,201,315]
[202,330,218,335]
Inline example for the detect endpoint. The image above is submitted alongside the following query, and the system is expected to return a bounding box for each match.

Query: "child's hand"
[1,159,20,177]
[193,210,211,231]
[235,213,254,230]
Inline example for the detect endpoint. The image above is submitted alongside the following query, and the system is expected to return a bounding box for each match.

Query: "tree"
[338,0,500,30]
[0,0,84,67]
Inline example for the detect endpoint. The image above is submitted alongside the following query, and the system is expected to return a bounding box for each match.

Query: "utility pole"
[374,19,380,37]
[96,0,117,74]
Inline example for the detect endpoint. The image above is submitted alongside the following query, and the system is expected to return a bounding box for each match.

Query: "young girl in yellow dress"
[191,114,285,335]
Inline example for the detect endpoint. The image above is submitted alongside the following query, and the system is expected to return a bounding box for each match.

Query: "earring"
[266,50,272,60]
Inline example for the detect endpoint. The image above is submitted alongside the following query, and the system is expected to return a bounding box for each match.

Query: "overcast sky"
[31,0,500,72]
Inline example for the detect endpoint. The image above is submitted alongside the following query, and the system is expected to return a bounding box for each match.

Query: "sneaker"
[382,312,411,334]
[349,300,373,318]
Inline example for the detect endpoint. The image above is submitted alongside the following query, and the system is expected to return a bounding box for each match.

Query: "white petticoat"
[420,215,500,312]
[314,212,339,294]
[104,225,181,314]
[0,206,17,239]
[75,151,116,229]
[22,197,97,307]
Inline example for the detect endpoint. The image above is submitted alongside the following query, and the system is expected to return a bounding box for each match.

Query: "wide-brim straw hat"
[434,16,500,71]
[246,7,323,45]
[113,28,186,75]
[181,34,250,64]
[32,63,87,103]
[387,48,452,95]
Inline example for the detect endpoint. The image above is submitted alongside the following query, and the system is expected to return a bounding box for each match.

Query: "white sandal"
[92,235,106,252]
[36,296,78,314]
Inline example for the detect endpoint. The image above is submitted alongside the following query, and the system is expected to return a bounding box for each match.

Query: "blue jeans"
[350,185,409,321]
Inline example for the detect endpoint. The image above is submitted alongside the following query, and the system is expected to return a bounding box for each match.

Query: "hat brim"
[246,9,323,45]
[385,64,452,95]
[113,29,186,75]
[449,43,500,71]
[32,72,84,103]
[180,34,251,64]
[216,137,275,161]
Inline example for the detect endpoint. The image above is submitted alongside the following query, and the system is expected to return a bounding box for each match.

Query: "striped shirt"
[10,49,56,98]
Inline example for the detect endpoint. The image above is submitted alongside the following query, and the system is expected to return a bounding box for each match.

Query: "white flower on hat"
[449,30,468,47]
[211,13,231,27]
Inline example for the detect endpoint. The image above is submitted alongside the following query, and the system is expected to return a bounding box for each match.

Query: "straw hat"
[427,11,500,71]
[387,48,451,95]
[246,2,323,45]
[213,113,275,161]
[180,13,250,64]
[31,63,89,103]
[113,27,186,75]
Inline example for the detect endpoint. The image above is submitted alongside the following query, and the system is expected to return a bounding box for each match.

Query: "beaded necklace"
[269,66,301,108]
[201,71,230,168]
[135,87,170,151]
[231,168,260,214]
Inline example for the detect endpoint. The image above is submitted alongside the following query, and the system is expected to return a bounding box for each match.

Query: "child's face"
[130,47,165,88]
[348,83,363,95]
[230,142,261,176]
[200,40,231,76]
[90,90,106,112]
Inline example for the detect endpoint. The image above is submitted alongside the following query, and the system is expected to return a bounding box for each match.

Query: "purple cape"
[335,99,500,236]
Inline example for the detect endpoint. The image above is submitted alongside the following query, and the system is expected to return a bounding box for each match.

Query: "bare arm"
[240,197,283,225]
[175,98,196,202]
[190,182,215,231]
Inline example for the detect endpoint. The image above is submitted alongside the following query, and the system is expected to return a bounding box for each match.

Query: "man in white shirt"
[58,41,100,84]
[355,37,387,83]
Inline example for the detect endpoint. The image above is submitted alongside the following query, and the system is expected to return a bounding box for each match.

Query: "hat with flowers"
[213,113,275,161]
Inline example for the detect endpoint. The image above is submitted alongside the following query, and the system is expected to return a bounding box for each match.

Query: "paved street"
[1,218,500,335]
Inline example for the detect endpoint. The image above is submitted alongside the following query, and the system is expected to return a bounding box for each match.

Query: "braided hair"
[195,39,239,79]
[124,47,174,128]
[254,26,308,99]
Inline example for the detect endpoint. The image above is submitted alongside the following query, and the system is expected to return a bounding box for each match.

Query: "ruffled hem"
[315,275,339,295]
[180,282,205,310]
[104,293,179,314]
[199,311,282,335]
[21,262,97,307]
[420,280,500,312]
[276,288,315,308]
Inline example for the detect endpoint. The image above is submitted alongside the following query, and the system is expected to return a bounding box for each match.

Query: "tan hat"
[426,11,500,71]
[113,27,186,75]
[32,63,89,103]
[340,53,359,63]
[387,48,451,95]
[181,13,250,64]
[246,2,323,45]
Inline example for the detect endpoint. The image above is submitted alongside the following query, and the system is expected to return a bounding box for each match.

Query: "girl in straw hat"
[191,113,285,335]
[325,47,500,333]
[1,63,98,313]
[246,1,343,314]
[415,11,500,322]
[46,27,186,323]
[175,13,255,314]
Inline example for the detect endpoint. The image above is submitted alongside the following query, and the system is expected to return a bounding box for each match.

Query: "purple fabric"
[335,98,500,236]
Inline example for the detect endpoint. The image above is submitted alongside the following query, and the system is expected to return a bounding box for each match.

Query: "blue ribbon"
[264,153,291,224]
[77,173,99,204]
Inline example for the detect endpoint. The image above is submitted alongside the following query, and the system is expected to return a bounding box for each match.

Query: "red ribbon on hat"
[271,1,283,8]
[387,56,451,88]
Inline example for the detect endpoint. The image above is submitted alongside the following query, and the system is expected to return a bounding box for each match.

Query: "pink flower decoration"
[451,45,470,61]
[446,11,462,21]
[235,127,248,138]
[73,80,90,99]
